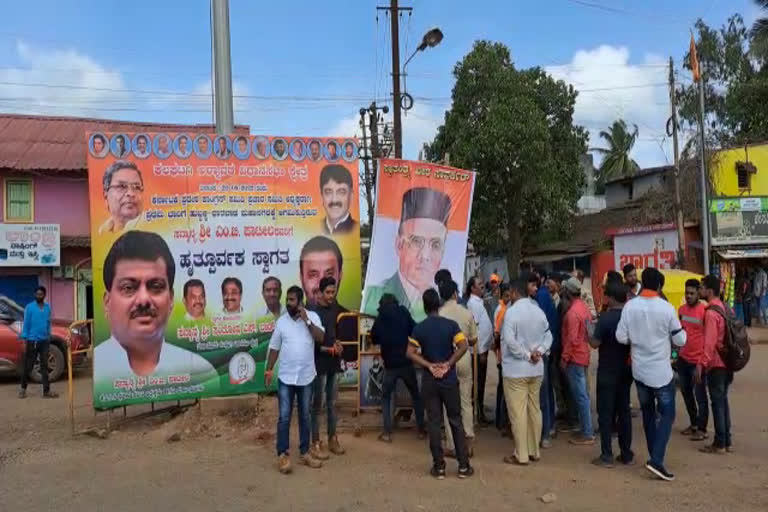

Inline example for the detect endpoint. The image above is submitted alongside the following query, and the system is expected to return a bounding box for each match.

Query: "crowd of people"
[262,264,739,481]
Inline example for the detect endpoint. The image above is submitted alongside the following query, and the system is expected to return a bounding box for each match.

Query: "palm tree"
[751,0,768,58]
[591,119,640,184]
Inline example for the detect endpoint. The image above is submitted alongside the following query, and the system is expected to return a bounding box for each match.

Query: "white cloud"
[0,41,129,116]
[546,45,672,168]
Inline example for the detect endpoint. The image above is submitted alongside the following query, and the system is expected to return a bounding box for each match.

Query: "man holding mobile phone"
[265,286,325,474]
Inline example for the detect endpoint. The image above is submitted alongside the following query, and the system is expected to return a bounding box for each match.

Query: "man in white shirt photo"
[500,279,553,465]
[466,276,494,424]
[94,231,216,390]
[616,267,686,482]
[265,286,326,474]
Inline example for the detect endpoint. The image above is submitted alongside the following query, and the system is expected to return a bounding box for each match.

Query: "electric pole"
[698,60,710,273]
[359,108,375,225]
[668,57,686,268]
[378,1,412,158]
[211,0,234,135]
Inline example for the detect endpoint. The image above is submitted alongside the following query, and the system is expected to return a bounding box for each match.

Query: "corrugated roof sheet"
[0,113,250,173]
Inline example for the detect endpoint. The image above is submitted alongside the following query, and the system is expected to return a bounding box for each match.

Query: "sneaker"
[378,433,393,443]
[310,441,330,461]
[458,465,474,479]
[18,389,26,399]
[430,464,446,480]
[726,445,734,453]
[616,454,636,466]
[42,391,59,399]
[328,435,345,455]
[568,434,596,446]
[591,456,614,469]
[540,438,553,449]
[277,454,292,474]
[645,461,675,481]
[681,426,697,436]
[690,431,709,441]
[299,453,323,469]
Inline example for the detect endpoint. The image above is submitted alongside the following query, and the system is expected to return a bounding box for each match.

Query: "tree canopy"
[424,41,588,276]
[591,119,640,185]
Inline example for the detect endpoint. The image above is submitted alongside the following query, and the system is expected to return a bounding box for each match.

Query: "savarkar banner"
[361,159,476,321]
[87,131,361,408]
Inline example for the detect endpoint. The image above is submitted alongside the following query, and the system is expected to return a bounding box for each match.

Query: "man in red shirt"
[560,277,594,445]
[697,275,733,454]
[677,279,709,441]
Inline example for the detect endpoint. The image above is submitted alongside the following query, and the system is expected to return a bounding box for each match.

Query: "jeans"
[20,339,50,393]
[495,364,509,431]
[743,299,753,327]
[422,373,469,468]
[707,368,733,448]
[277,380,313,456]
[381,365,425,434]
[540,355,555,440]
[552,347,578,425]
[596,367,633,462]
[636,378,676,468]
[759,295,768,324]
[676,357,709,432]
[311,372,339,442]
[565,363,593,437]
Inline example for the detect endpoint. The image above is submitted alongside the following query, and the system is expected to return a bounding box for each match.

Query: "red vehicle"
[0,295,91,382]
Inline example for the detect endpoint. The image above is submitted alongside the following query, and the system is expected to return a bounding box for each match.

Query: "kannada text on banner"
[87,132,361,408]
[361,159,476,321]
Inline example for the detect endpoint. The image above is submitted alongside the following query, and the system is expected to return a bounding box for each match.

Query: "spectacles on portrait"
[405,235,443,253]
[109,183,144,195]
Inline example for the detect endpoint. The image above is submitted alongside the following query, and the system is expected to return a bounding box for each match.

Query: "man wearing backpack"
[697,275,734,455]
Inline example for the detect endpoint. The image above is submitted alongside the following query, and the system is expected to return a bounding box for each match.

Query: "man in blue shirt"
[19,286,57,399]
[407,289,474,480]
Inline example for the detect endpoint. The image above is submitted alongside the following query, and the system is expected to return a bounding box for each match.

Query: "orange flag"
[690,33,700,82]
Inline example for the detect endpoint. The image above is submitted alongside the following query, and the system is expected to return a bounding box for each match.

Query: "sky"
[0,0,761,170]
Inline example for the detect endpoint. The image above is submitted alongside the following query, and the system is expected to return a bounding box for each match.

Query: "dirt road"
[1,349,767,512]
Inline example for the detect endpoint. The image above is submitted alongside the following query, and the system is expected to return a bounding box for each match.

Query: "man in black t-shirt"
[407,289,474,480]
[370,293,426,442]
[589,280,634,467]
[308,277,348,460]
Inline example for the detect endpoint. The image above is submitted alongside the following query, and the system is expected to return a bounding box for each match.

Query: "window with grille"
[736,161,756,190]
[4,179,33,222]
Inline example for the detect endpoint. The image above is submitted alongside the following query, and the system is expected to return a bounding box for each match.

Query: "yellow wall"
[711,142,768,196]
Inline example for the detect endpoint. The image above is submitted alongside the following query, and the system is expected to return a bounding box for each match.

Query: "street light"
[394,27,443,158]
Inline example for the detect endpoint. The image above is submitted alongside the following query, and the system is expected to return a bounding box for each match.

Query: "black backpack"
[707,305,751,372]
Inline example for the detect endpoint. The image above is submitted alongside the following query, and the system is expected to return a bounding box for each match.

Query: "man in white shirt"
[465,276,494,424]
[265,286,325,475]
[94,231,217,403]
[616,267,686,482]
[500,279,553,465]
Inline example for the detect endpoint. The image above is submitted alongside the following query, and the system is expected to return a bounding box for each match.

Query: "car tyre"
[30,341,66,383]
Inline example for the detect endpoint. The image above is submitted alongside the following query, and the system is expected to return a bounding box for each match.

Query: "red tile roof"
[0,114,249,173]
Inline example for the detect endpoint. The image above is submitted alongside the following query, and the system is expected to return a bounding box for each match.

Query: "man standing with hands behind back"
[265,286,326,475]
[407,289,474,480]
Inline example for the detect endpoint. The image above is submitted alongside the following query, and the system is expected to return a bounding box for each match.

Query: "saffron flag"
[690,33,700,82]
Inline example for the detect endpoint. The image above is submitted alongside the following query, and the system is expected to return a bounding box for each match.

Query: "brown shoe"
[568,434,596,446]
[299,453,323,468]
[310,441,330,460]
[503,454,528,466]
[328,435,345,455]
[699,444,726,455]
[278,454,292,474]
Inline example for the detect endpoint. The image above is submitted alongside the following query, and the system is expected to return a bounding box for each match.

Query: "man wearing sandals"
[500,278,553,465]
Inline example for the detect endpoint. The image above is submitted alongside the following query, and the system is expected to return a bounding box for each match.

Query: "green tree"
[424,41,588,276]
[751,0,768,58]
[679,15,768,147]
[591,120,640,185]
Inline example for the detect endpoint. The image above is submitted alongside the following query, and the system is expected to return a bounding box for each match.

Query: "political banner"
[87,132,361,408]
[361,159,476,321]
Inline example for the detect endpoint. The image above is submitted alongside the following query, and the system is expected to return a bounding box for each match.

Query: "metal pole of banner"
[211,0,234,135]
[698,61,710,273]
[472,349,478,426]
[67,343,75,437]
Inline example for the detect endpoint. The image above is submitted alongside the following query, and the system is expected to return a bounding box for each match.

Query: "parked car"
[0,295,91,382]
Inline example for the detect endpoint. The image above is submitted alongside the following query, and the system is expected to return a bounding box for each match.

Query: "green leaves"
[423,40,587,273]
[591,120,640,185]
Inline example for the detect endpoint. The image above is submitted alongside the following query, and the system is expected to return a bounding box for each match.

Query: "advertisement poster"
[361,159,476,321]
[614,229,678,270]
[0,223,60,266]
[87,132,361,408]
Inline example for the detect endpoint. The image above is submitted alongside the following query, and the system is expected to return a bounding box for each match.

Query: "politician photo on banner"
[362,159,476,322]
